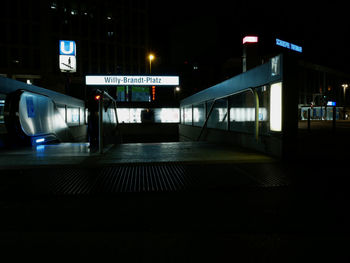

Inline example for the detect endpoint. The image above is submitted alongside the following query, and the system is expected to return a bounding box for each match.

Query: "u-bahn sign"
[85,75,180,86]
[59,40,77,73]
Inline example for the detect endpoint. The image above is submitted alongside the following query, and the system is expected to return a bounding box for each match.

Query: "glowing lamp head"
[243,36,258,45]
[149,54,155,61]
[94,95,101,101]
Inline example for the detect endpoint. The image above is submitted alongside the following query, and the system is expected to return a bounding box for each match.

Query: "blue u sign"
[59,40,76,56]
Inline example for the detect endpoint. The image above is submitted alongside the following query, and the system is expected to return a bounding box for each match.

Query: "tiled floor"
[0,141,275,169]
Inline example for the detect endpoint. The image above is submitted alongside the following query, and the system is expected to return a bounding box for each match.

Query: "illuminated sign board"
[85,75,180,86]
[243,36,258,44]
[276,38,302,53]
[327,101,336,106]
[60,40,76,56]
[59,40,77,73]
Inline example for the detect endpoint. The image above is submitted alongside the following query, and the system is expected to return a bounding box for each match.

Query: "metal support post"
[307,108,311,132]
[98,94,103,154]
[254,89,259,142]
[332,106,336,134]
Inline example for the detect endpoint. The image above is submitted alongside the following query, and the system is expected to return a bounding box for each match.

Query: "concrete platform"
[0,141,275,169]
[0,142,349,262]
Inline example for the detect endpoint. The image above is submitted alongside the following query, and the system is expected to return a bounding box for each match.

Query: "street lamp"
[174,86,181,100]
[148,53,155,74]
[342,83,349,103]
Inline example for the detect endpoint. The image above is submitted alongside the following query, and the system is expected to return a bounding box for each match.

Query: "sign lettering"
[276,38,302,53]
[86,75,180,86]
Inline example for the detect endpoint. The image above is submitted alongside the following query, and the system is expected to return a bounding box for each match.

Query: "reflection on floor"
[0,142,274,168]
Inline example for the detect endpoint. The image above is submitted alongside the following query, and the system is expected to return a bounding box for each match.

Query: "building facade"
[0,0,149,99]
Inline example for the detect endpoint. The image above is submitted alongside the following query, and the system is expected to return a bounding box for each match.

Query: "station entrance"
[85,75,181,145]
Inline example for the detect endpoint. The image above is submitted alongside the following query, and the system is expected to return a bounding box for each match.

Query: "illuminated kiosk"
[179,54,299,158]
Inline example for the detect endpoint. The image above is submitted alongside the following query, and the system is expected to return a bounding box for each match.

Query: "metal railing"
[196,87,260,142]
[95,89,119,154]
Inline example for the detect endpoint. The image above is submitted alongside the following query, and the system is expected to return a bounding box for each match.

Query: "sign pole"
[99,94,103,154]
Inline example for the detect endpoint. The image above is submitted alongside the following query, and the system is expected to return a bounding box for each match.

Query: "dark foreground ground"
[0,141,349,262]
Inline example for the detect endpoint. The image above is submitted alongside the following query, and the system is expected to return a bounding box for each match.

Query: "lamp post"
[174,86,181,101]
[342,83,348,102]
[148,54,155,74]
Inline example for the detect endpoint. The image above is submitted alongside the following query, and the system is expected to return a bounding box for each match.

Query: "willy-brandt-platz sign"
[85,75,180,86]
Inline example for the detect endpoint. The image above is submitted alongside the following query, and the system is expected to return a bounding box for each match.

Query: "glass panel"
[184,106,192,125]
[207,98,227,130]
[206,100,214,117]
[103,108,117,124]
[129,108,144,123]
[80,107,85,125]
[117,108,131,123]
[154,108,179,123]
[85,108,89,124]
[229,91,255,133]
[256,86,269,135]
[57,105,66,123]
[117,108,180,124]
[180,107,184,124]
[193,103,205,127]
[67,107,80,125]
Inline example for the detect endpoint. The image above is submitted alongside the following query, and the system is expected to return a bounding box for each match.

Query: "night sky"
[149,1,350,76]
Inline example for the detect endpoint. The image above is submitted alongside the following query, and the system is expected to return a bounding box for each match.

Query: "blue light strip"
[276,38,302,53]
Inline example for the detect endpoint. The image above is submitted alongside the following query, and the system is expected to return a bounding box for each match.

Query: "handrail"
[98,92,103,154]
[197,101,216,141]
[94,89,120,154]
[196,87,260,142]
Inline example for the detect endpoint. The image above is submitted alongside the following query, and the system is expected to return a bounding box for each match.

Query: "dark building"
[226,35,350,112]
[0,0,149,99]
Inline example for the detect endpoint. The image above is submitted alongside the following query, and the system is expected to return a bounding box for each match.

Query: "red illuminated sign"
[242,36,258,44]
